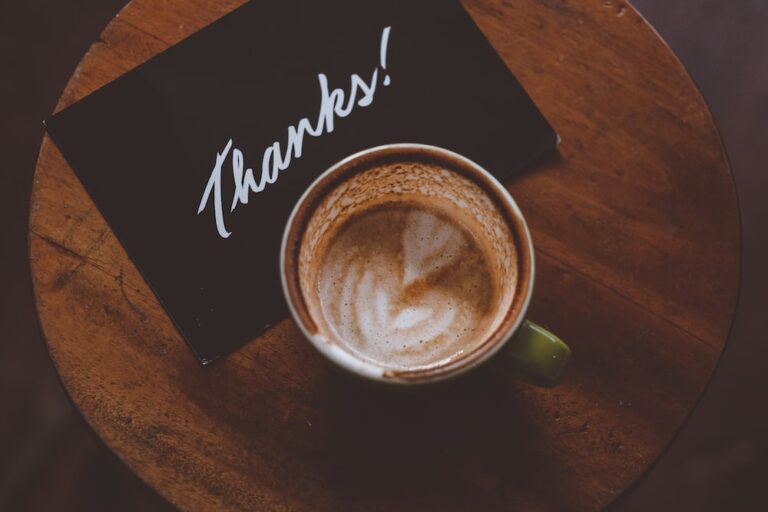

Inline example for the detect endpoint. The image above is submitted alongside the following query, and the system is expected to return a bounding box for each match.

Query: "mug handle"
[504,320,571,387]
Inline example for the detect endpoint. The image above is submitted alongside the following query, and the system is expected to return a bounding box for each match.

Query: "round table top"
[29,0,740,510]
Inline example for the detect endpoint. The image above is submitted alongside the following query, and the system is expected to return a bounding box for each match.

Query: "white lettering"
[197,26,393,238]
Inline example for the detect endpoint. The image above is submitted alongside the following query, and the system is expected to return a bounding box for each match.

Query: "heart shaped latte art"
[317,207,495,368]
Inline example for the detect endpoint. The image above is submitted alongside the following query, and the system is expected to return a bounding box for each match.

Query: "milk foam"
[317,205,498,369]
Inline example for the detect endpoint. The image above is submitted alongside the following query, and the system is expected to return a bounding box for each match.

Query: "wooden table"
[29,0,740,510]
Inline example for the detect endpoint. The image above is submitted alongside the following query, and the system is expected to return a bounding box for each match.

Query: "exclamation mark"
[380,26,392,86]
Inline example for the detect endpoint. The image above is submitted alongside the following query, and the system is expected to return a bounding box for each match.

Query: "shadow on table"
[326,366,546,511]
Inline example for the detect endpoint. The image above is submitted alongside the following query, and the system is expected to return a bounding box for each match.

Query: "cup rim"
[280,143,535,385]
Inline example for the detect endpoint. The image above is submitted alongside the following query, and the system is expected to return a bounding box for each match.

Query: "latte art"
[317,205,498,369]
[287,148,525,382]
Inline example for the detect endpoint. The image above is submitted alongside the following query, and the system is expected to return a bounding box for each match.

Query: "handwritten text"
[197,26,392,238]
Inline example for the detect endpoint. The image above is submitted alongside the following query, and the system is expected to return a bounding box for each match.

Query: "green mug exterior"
[505,320,571,387]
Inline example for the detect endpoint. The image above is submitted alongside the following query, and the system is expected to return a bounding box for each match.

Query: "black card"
[46,0,557,364]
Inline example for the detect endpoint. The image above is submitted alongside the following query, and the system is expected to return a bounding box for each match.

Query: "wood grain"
[29,0,740,510]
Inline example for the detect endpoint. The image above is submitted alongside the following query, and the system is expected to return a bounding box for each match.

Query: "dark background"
[0,1,765,510]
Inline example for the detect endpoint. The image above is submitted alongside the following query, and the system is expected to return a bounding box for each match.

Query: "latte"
[295,156,521,372]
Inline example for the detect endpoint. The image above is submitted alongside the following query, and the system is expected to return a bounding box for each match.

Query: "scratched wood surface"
[29,0,740,510]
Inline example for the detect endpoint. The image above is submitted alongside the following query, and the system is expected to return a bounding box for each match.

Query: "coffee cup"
[281,144,570,386]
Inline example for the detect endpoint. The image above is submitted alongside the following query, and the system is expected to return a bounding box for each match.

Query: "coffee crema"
[296,156,521,372]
